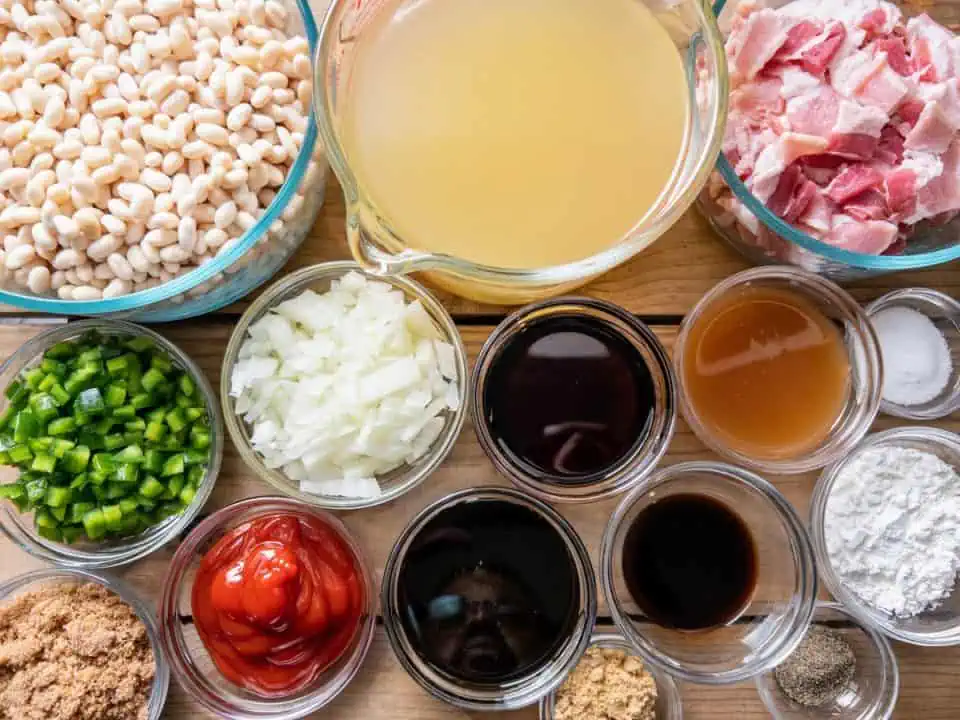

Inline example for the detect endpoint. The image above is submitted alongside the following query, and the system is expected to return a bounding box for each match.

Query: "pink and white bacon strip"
[716,0,960,255]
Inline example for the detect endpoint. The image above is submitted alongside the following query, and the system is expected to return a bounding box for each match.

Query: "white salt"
[872,306,952,407]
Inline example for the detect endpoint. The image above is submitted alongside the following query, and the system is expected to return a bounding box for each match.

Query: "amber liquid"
[681,286,850,459]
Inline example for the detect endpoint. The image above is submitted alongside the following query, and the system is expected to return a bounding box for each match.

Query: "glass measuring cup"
[314,0,729,305]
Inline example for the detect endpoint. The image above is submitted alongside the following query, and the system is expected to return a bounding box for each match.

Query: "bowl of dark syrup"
[381,487,597,710]
[601,461,817,685]
[473,297,677,503]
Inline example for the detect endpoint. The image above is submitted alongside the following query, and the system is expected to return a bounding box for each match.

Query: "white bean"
[87,233,122,261]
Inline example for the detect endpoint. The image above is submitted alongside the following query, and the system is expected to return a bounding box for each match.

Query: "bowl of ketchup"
[159,497,375,719]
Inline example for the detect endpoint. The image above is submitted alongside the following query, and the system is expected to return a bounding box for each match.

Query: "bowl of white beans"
[0,0,327,321]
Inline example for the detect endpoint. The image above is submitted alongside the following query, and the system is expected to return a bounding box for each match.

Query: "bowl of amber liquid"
[601,461,818,684]
[315,0,728,303]
[674,266,883,474]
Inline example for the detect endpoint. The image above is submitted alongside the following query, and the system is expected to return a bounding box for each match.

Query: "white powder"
[871,306,952,407]
[824,445,960,617]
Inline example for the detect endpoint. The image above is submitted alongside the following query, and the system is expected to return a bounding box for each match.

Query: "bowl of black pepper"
[754,602,899,720]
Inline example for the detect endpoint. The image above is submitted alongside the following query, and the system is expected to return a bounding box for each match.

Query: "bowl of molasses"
[380,487,597,710]
[472,297,677,503]
[601,461,818,685]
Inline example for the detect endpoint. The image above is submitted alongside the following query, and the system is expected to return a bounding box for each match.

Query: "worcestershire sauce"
[483,315,655,481]
[622,494,757,630]
[397,499,578,683]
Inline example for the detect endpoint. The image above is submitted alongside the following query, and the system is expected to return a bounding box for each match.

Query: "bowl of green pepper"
[0,319,223,569]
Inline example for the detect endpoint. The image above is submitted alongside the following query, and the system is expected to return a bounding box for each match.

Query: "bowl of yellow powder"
[540,632,682,720]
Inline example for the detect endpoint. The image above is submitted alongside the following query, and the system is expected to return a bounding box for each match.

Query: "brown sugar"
[554,646,657,720]
[0,582,155,720]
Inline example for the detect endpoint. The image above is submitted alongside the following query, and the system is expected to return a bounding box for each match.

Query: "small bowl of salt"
[866,288,959,420]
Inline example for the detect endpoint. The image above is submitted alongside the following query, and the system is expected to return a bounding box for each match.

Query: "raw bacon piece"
[799,22,847,77]
[828,133,879,160]
[827,217,899,253]
[767,164,819,222]
[857,62,909,113]
[876,125,905,164]
[884,167,918,215]
[843,189,889,221]
[875,37,912,76]
[730,8,792,81]
[825,165,884,203]
[905,101,956,153]
[908,14,955,82]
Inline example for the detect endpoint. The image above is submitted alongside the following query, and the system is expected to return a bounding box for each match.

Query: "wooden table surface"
[1,181,958,719]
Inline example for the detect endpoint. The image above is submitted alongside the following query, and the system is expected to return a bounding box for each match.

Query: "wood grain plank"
[226,183,960,318]
[2,181,956,319]
[0,320,958,719]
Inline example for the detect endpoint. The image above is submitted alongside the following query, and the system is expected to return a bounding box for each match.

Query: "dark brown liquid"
[483,315,655,482]
[622,494,757,631]
[397,499,578,683]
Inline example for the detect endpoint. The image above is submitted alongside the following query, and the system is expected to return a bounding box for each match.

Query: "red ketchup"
[192,513,365,696]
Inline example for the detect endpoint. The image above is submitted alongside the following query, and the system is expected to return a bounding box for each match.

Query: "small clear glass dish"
[220,261,469,510]
[754,602,899,720]
[159,496,377,720]
[538,631,683,720]
[866,288,960,421]
[811,427,960,647]
[674,266,883,475]
[380,487,598,711]
[472,297,677,504]
[0,567,170,719]
[601,461,817,685]
[0,319,223,569]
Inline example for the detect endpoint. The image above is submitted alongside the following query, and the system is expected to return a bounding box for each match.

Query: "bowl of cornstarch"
[866,288,959,421]
[811,427,960,646]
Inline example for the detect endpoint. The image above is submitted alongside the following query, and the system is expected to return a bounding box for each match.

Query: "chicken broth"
[340,0,689,269]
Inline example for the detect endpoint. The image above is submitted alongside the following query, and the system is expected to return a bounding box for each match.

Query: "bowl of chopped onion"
[221,262,468,509]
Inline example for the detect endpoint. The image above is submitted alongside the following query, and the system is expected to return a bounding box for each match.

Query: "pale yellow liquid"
[341,0,689,269]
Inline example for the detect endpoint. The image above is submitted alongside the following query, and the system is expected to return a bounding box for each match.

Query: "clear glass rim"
[537,631,684,720]
[0,567,171,720]
[673,266,883,475]
[471,296,678,503]
[380,486,598,711]
[220,260,469,510]
[710,0,960,272]
[866,288,960,421]
[158,496,378,719]
[314,0,729,285]
[753,601,900,720]
[600,460,818,685]
[0,318,224,568]
[810,426,960,647]
[0,0,320,316]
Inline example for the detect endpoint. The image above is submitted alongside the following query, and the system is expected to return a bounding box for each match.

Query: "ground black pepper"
[774,625,855,707]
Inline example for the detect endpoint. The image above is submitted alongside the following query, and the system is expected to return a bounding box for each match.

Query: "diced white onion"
[230,272,460,499]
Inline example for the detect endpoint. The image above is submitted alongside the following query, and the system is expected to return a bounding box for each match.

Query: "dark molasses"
[483,315,656,482]
[397,499,578,683]
[622,493,757,631]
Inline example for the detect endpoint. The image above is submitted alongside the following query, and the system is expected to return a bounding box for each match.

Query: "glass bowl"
[538,631,683,720]
[755,602,899,720]
[866,289,960,421]
[158,496,377,720]
[0,567,170,720]
[0,319,223,569]
[0,0,326,322]
[601,461,818,685]
[315,0,728,305]
[698,0,960,281]
[220,261,468,510]
[674,266,883,475]
[810,427,960,647]
[380,487,598,711]
[471,297,677,504]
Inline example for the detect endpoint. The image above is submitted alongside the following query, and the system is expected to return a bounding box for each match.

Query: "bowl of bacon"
[698,0,960,280]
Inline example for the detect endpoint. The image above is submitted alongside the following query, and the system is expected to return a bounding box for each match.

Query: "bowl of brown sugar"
[539,632,682,720]
[0,568,168,720]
